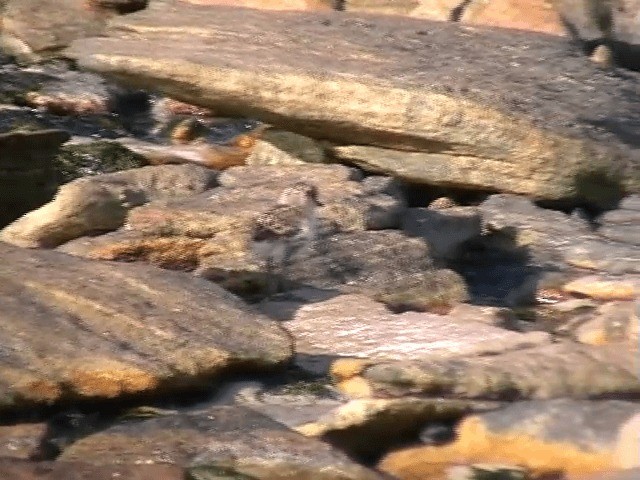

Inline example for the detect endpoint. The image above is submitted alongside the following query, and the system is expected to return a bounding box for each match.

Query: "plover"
[251,182,323,295]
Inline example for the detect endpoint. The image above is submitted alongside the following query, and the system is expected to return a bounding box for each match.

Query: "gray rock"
[402,206,482,259]
[59,406,386,480]
[66,2,640,208]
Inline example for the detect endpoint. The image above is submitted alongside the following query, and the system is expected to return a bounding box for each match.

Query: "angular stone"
[0,244,292,412]
[563,238,640,275]
[555,0,640,71]
[402,206,482,259]
[599,199,640,246]
[0,129,70,227]
[563,275,639,301]
[572,301,638,346]
[379,399,640,480]
[284,232,468,311]
[0,459,184,480]
[461,0,563,35]
[1,0,108,62]
[66,2,640,208]
[60,406,386,480]
[572,469,640,480]
[295,397,496,459]
[0,423,47,460]
[0,164,217,248]
[287,294,549,375]
[332,341,640,400]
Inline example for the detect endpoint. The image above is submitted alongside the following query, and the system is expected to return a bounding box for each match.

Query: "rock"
[345,0,459,20]
[461,0,564,35]
[259,129,326,163]
[446,464,529,480]
[0,129,70,227]
[285,294,549,377]
[0,423,47,459]
[22,68,112,116]
[379,399,640,480]
[571,469,640,480]
[572,301,638,346]
[555,0,640,71]
[56,164,415,302]
[590,44,614,68]
[245,139,307,166]
[0,459,185,480]
[59,406,387,480]
[331,341,640,400]
[55,140,148,183]
[563,238,640,274]
[0,243,292,412]
[1,164,217,248]
[563,275,639,301]
[1,0,108,63]
[402,206,482,259]
[66,3,640,208]
[598,197,640,246]
[284,231,468,311]
[295,397,496,459]
[181,0,338,11]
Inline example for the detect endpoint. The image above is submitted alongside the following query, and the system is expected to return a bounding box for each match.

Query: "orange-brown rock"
[180,0,337,11]
[563,275,639,301]
[379,400,640,480]
[461,0,564,35]
[0,458,185,480]
[0,243,292,413]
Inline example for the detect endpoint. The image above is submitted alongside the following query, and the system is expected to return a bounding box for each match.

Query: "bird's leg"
[265,256,279,298]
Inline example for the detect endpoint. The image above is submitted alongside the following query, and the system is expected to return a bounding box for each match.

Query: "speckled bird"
[251,182,323,295]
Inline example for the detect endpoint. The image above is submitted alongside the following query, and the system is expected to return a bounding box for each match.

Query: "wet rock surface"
[0,2,639,480]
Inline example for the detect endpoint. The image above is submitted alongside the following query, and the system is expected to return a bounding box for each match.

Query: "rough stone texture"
[380,400,640,479]
[476,194,640,277]
[0,459,185,480]
[54,164,430,306]
[0,164,217,248]
[402,206,482,259]
[0,243,292,412]
[181,0,338,10]
[65,2,640,208]
[572,469,640,480]
[599,196,640,246]
[555,0,640,70]
[0,129,70,227]
[0,423,47,459]
[286,294,550,375]
[331,341,640,400]
[1,0,109,63]
[572,301,638,346]
[60,406,386,480]
[461,0,563,35]
[295,397,496,459]
[563,238,640,274]
[563,275,639,301]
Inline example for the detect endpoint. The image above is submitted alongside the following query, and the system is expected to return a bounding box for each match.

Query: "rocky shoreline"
[0,1,638,480]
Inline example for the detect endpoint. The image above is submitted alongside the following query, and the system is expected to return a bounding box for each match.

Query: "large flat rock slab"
[65,1,640,207]
[0,243,292,413]
[59,405,386,480]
